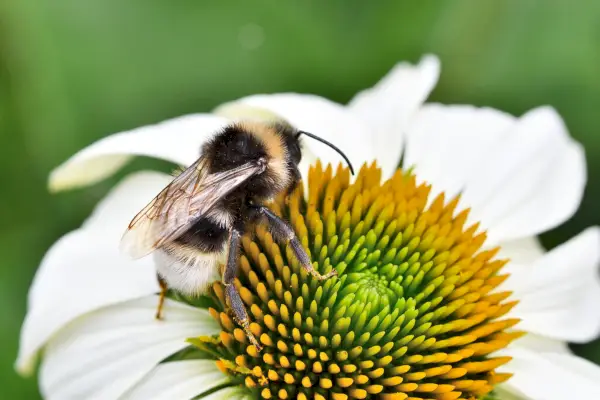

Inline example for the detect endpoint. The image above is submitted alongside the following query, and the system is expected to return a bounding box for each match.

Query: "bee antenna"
[296,131,355,175]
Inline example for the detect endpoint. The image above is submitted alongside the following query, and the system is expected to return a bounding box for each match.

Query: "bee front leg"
[224,229,263,351]
[252,205,337,280]
[155,274,168,320]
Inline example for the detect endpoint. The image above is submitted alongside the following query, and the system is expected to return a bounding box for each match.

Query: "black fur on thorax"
[201,123,301,201]
[176,123,303,249]
[203,124,267,174]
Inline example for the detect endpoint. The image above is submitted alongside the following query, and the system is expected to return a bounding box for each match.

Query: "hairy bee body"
[122,119,350,349]
[154,122,302,295]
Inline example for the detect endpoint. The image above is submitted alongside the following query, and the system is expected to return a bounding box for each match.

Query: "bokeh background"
[1,0,599,397]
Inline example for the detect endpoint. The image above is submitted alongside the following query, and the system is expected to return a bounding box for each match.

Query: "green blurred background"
[1,0,599,397]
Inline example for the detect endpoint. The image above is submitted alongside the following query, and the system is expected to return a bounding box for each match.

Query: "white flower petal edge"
[220,93,377,180]
[498,347,600,399]
[81,171,173,238]
[40,296,219,400]
[201,387,253,400]
[49,58,437,192]
[348,54,440,178]
[403,104,515,201]
[16,231,157,376]
[509,333,571,354]
[404,104,586,244]
[503,227,600,343]
[49,115,229,192]
[466,107,585,243]
[122,360,231,400]
[17,172,172,375]
[497,236,545,264]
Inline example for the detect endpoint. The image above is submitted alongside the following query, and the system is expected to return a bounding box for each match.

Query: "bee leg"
[253,205,337,280]
[155,274,168,320]
[224,229,263,351]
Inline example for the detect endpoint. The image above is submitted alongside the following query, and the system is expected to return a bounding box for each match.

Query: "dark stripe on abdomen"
[174,217,228,253]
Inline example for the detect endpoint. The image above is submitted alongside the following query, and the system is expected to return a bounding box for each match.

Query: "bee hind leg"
[224,229,263,351]
[252,205,337,280]
[155,274,168,320]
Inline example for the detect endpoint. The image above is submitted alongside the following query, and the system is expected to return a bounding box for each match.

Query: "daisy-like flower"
[16,55,600,400]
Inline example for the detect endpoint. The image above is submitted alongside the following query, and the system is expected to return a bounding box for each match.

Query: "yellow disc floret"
[192,162,521,400]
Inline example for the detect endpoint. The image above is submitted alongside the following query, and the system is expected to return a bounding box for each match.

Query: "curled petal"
[49,114,228,191]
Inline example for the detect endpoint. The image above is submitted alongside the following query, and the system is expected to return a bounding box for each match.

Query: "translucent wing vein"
[121,158,263,258]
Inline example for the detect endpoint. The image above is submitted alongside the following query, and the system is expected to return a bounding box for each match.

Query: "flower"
[16,55,600,399]
[201,162,519,400]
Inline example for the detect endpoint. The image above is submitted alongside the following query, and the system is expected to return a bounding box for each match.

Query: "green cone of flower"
[191,162,522,400]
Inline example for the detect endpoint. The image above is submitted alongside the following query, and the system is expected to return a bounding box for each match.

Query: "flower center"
[192,162,521,400]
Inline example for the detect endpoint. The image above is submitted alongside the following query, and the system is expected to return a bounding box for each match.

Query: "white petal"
[503,227,600,342]
[223,93,375,179]
[201,387,251,400]
[462,107,585,242]
[509,333,570,354]
[49,114,229,191]
[543,353,600,385]
[405,105,586,243]
[404,103,515,200]
[82,171,173,238]
[17,173,171,375]
[40,296,219,400]
[498,347,600,399]
[16,231,158,376]
[349,55,440,178]
[497,236,546,264]
[122,360,228,400]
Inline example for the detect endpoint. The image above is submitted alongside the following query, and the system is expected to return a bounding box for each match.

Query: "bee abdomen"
[154,247,223,296]
[173,216,229,253]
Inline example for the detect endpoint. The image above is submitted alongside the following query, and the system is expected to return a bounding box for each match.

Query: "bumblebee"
[121,121,354,349]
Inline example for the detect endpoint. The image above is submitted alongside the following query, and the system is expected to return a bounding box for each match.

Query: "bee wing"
[121,158,264,259]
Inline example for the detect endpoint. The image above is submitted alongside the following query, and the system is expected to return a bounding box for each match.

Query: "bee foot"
[243,325,263,352]
[250,336,263,352]
[312,268,337,280]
